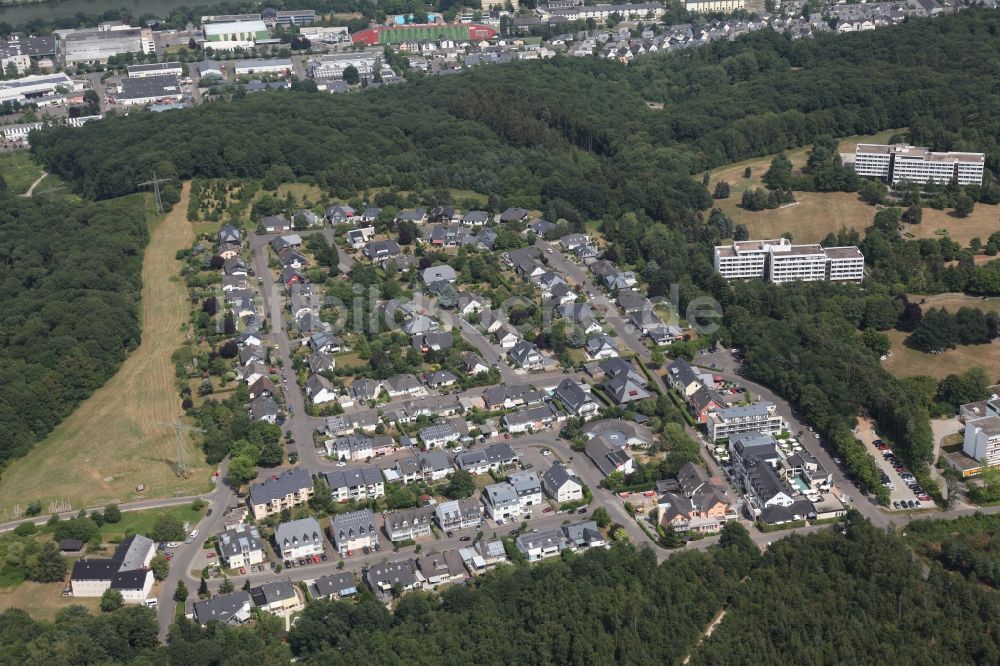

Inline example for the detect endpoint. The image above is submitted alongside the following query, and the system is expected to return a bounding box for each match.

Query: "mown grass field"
[96,502,207,542]
[0,580,101,621]
[0,153,44,195]
[0,184,211,519]
[706,129,999,245]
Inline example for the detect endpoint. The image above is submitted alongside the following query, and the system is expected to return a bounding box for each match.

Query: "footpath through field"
[0,183,209,518]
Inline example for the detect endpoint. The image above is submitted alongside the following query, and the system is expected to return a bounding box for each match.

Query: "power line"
[138,172,173,214]
[155,421,205,477]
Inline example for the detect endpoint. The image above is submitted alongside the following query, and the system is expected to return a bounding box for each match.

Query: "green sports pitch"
[380,25,469,44]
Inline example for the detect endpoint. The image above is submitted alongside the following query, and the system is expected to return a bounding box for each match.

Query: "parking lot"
[855,418,931,510]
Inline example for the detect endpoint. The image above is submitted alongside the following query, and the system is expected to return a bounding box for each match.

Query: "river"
[0,0,208,26]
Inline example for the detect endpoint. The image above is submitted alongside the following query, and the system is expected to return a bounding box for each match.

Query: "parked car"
[207,552,216,558]
[446,531,454,538]
[543,507,553,513]
[239,567,246,575]
[459,536,471,542]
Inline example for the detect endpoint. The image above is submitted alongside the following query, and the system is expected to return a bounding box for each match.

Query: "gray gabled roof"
[274,517,323,552]
[193,591,251,625]
[249,468,311,507]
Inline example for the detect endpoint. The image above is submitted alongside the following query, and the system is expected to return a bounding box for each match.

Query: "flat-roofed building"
[0,72,73,104]
[964,415,1000,472]
[63,28,143,64]
[707,402,783,442]
[202,20,269,50]
[127,61,182,78]
[850,143,984,186]
[714,238,864,284]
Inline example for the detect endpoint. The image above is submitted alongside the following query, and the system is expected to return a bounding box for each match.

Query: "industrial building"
[202,20,270,50]
[352,23,497,46]
[114,75,183,107]
[62,28,149,65]
[0,72,74,105]
[127,61,182,78]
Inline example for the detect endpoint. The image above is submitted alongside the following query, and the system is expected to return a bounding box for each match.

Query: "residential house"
[559,302,603,335]
[689,387,723,424]
[325,434,374,461]
[585,437,634,477]
[325,204,356,223]
[217,524,265,569]
[308,331,341,353]
[248,468,313,519]
[482,482,522,521]
[582,419,655,449]
[383,506,434,542]
[395,208,427,225]
[271,233,303,253]
[558,233,591,251]
[495,325,522,350]
[261,214,291,233]
[412,331,454,352]
[193,591,253,626]
[360,207,382,223]
[274,517,325,560]
[461,210,489,226]
[421,264,458,286]
[507,470,543,509]
[604,270,637,291]
[482,384,544,411]
[435,497,482,531]
[461,539,507,574]
[601,358,651,404]
[461,352,490,375]
[248,377,277,400]
[553,378,601,418]
[311,572,359,601]
[249,395,279,423]
[584,334,619,360]
[350,378,383,403]
[418,451,452,481]
[324,466,385,501]
[223,256,248,276]
[424,369,458,388]
[346,226,375,249]
[366,558,421,596]
[364,239,401,261]
[616,289,651,314]
[419,420,462,449]
[508,340,548,371]
[250,580,301,616]
[385,373,427,399]
[305,373,339,405]
[417,551,467,588]
[516,528,564,562]
[330,509,379,555]
[502,403,563,434]
[308,351,336,374]
[658,463,735,533]
[666,358,704,397]
[218,224,241,245]
[497,207,530,224]
[457,292,487,317]
[454,443,518,475]
[542,463,584,503]
[390,456,422,485]
[69,535,156,603]
[549,282,578,306]
[527,218,555,237]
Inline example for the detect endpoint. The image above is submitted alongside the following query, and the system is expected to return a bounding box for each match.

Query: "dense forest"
[0,189,148,467]
[0,517,997,664]
[30,10,1000,225]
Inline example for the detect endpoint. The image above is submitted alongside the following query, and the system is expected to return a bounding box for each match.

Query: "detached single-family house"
[482,482,522,521]
[454,443,518,475]
[250,580,302,616]
[585,437,634,477]
[497,207,530,224]
[461,352,490,375]
[193,591,253,626]
[584,334,619,360]
[553,378,601,418]
[366,558,421,596]
[542,463,583,503]
[306,373,339,405]
[508,340,547,371]
[461,210,489,226]
[249,395,279,423]
[261,214,292,233]
[311,573,358,601]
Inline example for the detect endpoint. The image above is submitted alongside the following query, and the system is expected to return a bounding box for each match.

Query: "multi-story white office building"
[767,244,828,284]
[964,415,1000,471]
[707,402,784,442]
[850,143,985,186]
[714,239,864,284]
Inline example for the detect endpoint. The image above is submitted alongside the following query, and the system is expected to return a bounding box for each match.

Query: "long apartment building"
[714,238,864,284]
[849,143,985,186]
[707,402,784,442]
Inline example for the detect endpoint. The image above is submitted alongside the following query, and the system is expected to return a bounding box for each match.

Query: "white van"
[143,598,158,608]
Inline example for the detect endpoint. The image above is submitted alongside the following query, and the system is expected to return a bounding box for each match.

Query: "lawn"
[0,580,101,622]
[703,128,1000,244]
[0,152,44,195]
[883,329,1000,380]
[96,502,207,542]
[0,183,212,519]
